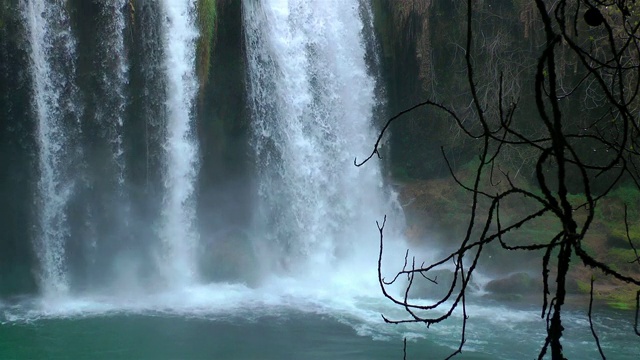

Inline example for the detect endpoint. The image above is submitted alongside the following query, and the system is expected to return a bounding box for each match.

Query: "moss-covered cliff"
[196,0,217,90]
[374,0,640,308]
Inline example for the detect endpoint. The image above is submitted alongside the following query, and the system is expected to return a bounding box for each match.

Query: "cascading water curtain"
[244,0,395,274]
[158,0,201,285]
[21,0,203,296]
[95,0,129,188]
[22,0,81,297]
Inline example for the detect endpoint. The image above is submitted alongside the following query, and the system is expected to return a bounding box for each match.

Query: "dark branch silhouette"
[589,276,606,359]
[359,0,640,358]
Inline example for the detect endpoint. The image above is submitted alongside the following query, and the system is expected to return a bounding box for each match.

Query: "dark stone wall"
[372,0,473,180]
[196,0,253,280]
[0,0,38,295]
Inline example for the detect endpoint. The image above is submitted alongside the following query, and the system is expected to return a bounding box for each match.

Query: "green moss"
[196,0,217,89]
[604,289,637,310]
[576,279,591,294]
[603,222,640,249]
[611,186,640,212]
[608,247,640,263]
[576,279,638,310]
[596,186,640,220]
[506,224,561,245]
[609,225,640,241]
[589,186,640,248]
[607,301,633,310]
[566,192,588,208]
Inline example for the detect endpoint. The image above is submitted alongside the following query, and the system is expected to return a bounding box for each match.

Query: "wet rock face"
[485,272,539,295]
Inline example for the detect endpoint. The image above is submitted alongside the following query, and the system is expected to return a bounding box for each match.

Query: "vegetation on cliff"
[365,0,640,357]
[196,0,217,90]
[375,0,640,308]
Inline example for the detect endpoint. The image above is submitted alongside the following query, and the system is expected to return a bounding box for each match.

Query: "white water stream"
[23,0,80,297]
[22,0,203,292]
[96,0,129,187]
[244,0,402,277]
[158,0,201,285]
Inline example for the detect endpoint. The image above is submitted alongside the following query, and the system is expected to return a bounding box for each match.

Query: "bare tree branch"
[360,1,640,358]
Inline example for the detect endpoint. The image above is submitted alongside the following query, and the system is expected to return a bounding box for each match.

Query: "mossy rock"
[485,272,540,295]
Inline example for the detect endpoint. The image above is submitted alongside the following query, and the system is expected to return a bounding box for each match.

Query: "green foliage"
[593,186,640,247]
[576,279,591,293]
[566,192,587,207]
[576,279,637,310]
[610,186,640,214]
[607,301,633,310]
[604,288,637,310]
[609,225,640,248]
[608,247,640,264]
[196,0,217,90]
[505,220,561,245]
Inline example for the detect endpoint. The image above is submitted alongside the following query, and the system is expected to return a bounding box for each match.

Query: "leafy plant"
[196,0,217,90]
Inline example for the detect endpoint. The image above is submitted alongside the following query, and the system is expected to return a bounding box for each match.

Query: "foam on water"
[4,275,640,360]
[0,277,539,329]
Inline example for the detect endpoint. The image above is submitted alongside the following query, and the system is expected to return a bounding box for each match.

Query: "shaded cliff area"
[372,0,640,308]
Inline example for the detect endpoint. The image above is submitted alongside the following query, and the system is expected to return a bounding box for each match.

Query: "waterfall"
[74,0,132,287]
[158,0,201,284]
[22,0,81,296]
[95,0,129,187]
[244,0,396,274]
[20,0,202,294]
[14,0,394,297]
